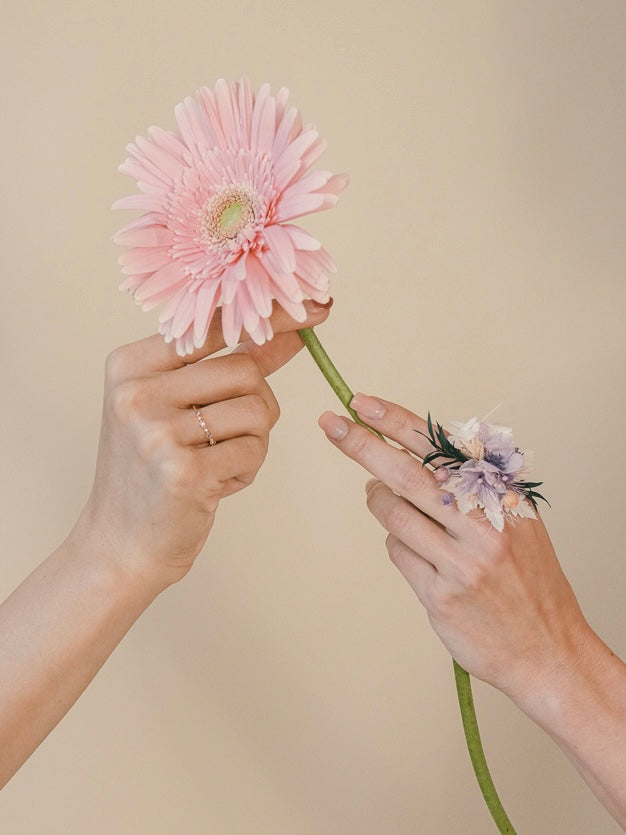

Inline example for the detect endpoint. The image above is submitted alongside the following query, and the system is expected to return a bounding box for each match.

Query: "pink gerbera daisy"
[113,77,348,355]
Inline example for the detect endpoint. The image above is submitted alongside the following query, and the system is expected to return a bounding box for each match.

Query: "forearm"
[514,626,626,828]
[0,521,165,788]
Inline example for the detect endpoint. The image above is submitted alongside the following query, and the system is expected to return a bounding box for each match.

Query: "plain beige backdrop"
[1,1,624,833]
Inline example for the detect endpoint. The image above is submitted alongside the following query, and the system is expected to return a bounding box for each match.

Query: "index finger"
[349,393,438,461]
[318,411,467,534]
[117,299,332,376]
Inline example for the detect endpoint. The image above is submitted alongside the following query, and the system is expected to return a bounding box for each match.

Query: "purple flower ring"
[417,414,549,532]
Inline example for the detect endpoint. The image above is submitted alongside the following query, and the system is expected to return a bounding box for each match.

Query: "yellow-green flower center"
[202,184,259,248]
[219,201,244,235]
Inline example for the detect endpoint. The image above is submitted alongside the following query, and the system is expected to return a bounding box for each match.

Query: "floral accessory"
[115,80,521,834]
[113,77,348,355]
[419,414,548,532]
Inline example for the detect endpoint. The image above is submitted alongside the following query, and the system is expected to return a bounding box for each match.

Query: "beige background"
[1,1,625,833]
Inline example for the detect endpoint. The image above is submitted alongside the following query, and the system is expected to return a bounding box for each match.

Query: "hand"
[318,394,591,706]
[74,300,332,591]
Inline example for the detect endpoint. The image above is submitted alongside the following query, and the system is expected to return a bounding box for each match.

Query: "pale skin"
[0,298,332,790]
[318,396,626,829]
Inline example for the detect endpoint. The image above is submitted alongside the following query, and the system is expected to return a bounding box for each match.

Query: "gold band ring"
[192,405,217,446]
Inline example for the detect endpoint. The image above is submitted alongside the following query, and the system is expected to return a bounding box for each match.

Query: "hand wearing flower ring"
[319,395,626,827]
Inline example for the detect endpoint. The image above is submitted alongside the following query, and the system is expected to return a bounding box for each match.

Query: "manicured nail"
[319,411,349,440]
[307,297,334,314]
[350,392,385,420]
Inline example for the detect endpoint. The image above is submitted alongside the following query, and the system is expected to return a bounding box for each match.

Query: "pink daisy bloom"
[113,77,348,355]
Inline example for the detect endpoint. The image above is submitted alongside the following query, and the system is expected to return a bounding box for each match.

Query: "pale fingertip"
[365,477,379,493]
[318,411,349,440]
[350,392,386,420]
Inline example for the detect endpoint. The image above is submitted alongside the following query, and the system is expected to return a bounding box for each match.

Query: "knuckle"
[247,393,274,430]
[396,459,427,494]
[108,379,146,423]
[347,428,369,457]
[365,482,382,512]
[104,346,130,386]
[247,392,269,417]
[386,500,412,536]
[432,586,459,618]
[387,407,412,435]
[386,532,404,566]
[232,352,262,388]
[240,433,267,466]
[137,421,175,460]
[265,390,281,427]
[161,451,196,496]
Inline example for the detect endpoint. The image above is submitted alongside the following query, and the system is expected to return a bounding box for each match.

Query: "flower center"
[202,184,259,248]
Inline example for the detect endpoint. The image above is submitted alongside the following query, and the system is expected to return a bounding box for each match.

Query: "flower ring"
[417,414,548,532]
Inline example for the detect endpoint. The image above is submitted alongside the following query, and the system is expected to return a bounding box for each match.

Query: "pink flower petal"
[274,129,319,190]
[114,225,173,248]
[251,84,276,155]
[146,126,190,167]
[119,159,172,190]
[214,78,238,147]
[170,287,198,339]
[284,169,332,197]
[245,320,269,346]
[263,224,296,273]
[283,224,321,251]
[196,86,228,149]
[175,96,212,161]
[259,250,303,302]
[220,266,240,304]
[267,280,307,321]
[320,172,349,196]
[236,77,253,148]
[193,281,220,345]
[275,192,325,223]
[112,193,164,212]
[119,272,150,293]
[244,255,273,317]
[120,247,172,275]
[221,297,244,346]
[133,260,187,302]
[113,216,171,246]
[294,250,330,289]
[274,86,290,126]
[140,279,188,311]
[272,105,298,159]
[158,284,190,325]
[237,280,261,336]
[133,134,185,181]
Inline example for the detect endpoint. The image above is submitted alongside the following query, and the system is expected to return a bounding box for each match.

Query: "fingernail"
[365,478,379,493]
[350,392,385,420]
[318,411,349,440]
[307,297,334,315]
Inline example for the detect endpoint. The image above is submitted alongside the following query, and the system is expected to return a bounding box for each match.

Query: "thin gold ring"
[192,405,217,446]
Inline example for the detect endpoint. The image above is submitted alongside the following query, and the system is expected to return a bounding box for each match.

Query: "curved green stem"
[299,325,517,834]
[454,661,517,833]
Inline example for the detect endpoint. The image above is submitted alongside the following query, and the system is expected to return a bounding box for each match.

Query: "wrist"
[510,621,623,745]
[67,503,176,601]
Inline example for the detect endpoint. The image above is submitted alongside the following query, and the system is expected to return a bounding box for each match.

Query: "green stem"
[298,326,383,440]
[299,325,517,834]
[454,661,517,833]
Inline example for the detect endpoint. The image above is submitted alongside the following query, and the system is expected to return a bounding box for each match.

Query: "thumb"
[234,301,333,377]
